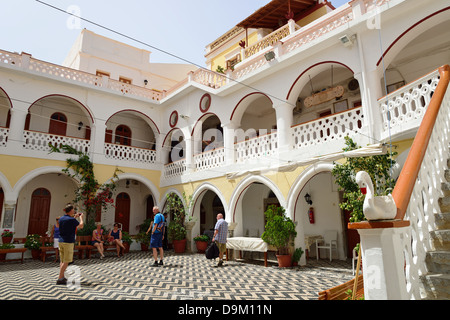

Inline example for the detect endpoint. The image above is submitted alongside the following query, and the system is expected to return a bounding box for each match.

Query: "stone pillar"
[353,223,411,300]
[6,105,29,153]
[273,102,295,153]
[90,119,106,163]
[222,122,238,165]
[185,221,196,253]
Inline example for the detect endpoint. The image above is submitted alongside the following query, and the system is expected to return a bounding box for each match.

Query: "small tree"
[49,144,121,223]
[166,192,187,241]
[261,205,297,255]
[332,137,397,222]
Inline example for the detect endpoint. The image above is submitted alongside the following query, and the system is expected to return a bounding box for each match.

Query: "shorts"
[216,241,226,254]
[150,232,163,248]
[53,238,59,249]
[59,242,74,263]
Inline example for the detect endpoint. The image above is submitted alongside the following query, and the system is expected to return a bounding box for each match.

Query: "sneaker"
[159,260,163,266]
[217,260,223,267]
[152,261,159,267]
[56,278,67,285]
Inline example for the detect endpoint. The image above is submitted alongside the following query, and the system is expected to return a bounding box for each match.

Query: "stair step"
[443,182,450,196]
[434,213,450,230]
[430,229,450,250]
[439,196,450,212]
[426,251,450,273]
[421,273,450,300]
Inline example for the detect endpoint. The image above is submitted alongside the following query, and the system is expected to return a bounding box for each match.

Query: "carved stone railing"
[291,107,363,149]
[378,69,440,141]
[23,130,90,153]
[244,23,297,59]
[0,50,163,101]
[0,127,8,147]
[190,69,227,89]
[104,143,157,164]
[235,132,278,163]
[164,159,186,179]
[194,147,225,171]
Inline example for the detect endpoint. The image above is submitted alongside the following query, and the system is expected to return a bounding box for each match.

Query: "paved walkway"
[0,250,354,300]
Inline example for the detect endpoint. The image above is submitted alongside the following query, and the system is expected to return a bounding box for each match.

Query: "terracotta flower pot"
[0,253,6,261]
[195,241,208,253]
[123,242,130,253]
[2,237,12,244]
[276,254,292,268]
[173,239,186,253]
[31,249,41,260]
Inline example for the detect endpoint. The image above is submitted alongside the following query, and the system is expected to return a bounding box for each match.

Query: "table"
[226,237,271,267]
[304,234,323,259]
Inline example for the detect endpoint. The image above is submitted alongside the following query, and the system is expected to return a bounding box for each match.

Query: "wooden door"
[0,188,4,224]
[115,125,131,146]
[49,112,67,136]
[146,194,154,220]
[28,188,51,236]
[115,192,130,232]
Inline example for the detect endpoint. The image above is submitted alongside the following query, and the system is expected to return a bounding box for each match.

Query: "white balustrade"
[235,132,278,163]
[194,147,225,171]
[164,159,186,179]
[0,127,9,147]
[378,69,440,140]
[291,107,363,149]
[400,78,450,299]
[191,69,227,89]
[23,130,90,153]
[104,143,157,164]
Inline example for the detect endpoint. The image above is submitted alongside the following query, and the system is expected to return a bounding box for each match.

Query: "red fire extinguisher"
[308,207,315,224]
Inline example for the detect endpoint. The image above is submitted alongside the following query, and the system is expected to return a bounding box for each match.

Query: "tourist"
[92,222,105,259]
[57,203,84,285]
[146,206,165,266]
[51,216,60,262]
[212,213,228,267]
[109,223,126,257]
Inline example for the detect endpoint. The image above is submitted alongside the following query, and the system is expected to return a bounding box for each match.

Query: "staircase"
[421,156,450,299]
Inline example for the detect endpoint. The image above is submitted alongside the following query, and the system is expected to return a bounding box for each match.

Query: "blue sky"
[1,0,349,67]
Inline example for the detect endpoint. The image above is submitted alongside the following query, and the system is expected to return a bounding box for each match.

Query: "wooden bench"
[0,248,28,263]
[39,237,57,262]
[75,236,93,259]
[318,274,364,300]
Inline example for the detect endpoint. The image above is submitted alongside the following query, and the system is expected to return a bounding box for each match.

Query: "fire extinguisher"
[308,207,315,224]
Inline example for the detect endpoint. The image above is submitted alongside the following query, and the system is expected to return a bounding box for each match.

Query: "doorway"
[28,188,51,235]
[115,192,130,232]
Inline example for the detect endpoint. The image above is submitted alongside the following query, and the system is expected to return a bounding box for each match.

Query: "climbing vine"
[331,137,397,222]
[49,144,122,221]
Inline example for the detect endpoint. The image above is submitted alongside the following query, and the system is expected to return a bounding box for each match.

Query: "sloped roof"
[237,0,317,30]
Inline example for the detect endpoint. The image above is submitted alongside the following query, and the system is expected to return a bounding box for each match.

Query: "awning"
[237,0,317,30]
[226,143,388,179]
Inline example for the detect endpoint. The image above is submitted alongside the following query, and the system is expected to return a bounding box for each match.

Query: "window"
[96,70,110,77]
[119,77,132,84]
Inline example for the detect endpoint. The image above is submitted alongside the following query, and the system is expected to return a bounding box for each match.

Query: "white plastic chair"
[316,231,338,261]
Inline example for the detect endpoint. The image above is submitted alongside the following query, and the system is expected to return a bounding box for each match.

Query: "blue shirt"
[153,213,165,234]
[58,214,79,243]
[214,218,228,244]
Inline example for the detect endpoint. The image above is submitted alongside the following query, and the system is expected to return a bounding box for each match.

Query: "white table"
[226,237,271,267]
[304,234,323,259]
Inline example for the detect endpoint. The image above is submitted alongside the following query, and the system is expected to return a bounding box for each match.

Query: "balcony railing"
[0,127,8,147]
[235,132,278,163]
[104,143,157,164]
[194,147,225,171]
[378,69,440,141]
[291,107,363,149]
[22,130,91,153]
[164,159,186,179]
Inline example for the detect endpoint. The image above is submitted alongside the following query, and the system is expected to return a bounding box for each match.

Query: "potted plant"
[24,234,42,259]
[193,234,210,253]
[261,205,297,267]
[0,243,15,260]
[136,232,150,251]
[292,247,304,266]
[166,193,187,253]
[121,231,132,253]
[1,229,14,244]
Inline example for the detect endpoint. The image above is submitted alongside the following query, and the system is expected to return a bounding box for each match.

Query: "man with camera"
[57,203,84,285]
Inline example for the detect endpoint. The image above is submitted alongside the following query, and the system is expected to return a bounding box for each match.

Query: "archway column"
[90,119,106,162]
[222,122,238,165]
[273,102,294,153]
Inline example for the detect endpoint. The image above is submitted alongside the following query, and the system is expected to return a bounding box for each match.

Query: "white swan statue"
[355,171,397,221]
